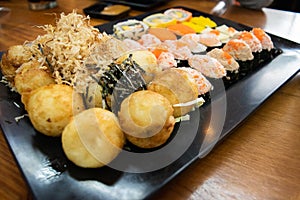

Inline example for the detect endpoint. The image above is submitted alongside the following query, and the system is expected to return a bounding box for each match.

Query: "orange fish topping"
[252,28,265,42]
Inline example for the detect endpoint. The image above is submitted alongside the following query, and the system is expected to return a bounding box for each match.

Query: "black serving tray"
[0,7,300,200]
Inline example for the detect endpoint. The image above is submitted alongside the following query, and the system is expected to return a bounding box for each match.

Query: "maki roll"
[251,28,274,51]
[179,33,207,53]
[233,31,262,69]
[164,8,192,22]
[157,51,177,70]
[207,48,240,86]
[223,39,254,61]
[176,67,213,97]
[162,40,193,60]
[113,19,149,40]
[223,39,254,76]
[207,48,239,72]
[143,13,177,28]
[188,54,226,79]
[251,28,281,62]
[139,33,162,49]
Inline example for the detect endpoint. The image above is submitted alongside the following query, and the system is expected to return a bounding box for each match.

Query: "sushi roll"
[251,28,281,63]
[251,28,274,51]
[163,40,193,60]
[188,54,226,79]
[233,31,262,53]
[207,48,239,72]
[176,67,213,96]
[207,48,240,86]
[122,38,147,51]
[139,33,162,48]
[223,39,254,61]
[179,33,207,53]
[113,19,149,40]
[157,51,177,70]
[233,31,263,68]
[164,8,192,22]
[223,39,254,75]
[143,13,177,28]
[198,32,222,50]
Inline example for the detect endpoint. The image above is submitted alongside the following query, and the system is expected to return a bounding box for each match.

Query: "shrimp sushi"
[188,54,226,79]
[233,31,262,53]
[251,28,274,51]
[179,33,207,53]
[163,40,193,60]
[251,28,281,62]
[157,51,177,70]
[198,32,222,48]
[207,48,239,72]
[223,39,254,74]
[223,39,254,61]
[176,67,213,96]
[207,48,240,86]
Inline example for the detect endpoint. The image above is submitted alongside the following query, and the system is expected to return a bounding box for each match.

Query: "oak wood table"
[0,0,299,199]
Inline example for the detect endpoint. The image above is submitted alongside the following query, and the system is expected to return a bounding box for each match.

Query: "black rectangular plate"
[0,7,300,200]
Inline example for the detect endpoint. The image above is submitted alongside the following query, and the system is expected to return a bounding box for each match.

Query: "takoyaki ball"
[0,45,32,83]
[25,84,85,137]
[0,53,18,83]
[62,108,125,168]
[118,90,175,149]
[116,50,161,83]
[6,45,32,67]
[147,68,198,118]
[14,61,55,94]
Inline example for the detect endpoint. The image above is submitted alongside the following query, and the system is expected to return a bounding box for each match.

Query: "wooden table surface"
[0,0,299,199]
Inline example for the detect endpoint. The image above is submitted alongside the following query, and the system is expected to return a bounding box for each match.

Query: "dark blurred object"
[268,0,300,12]
[83,3,130,20]
[28,0,57,10]
[210,0,233,16]
[102,0,171,10]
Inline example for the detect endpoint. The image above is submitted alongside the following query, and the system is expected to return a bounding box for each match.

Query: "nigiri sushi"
[176,67,213,95]
[207,48,239,72]
[251,28,274,51]
[233,31,262,53]
[223,39,254,61]
[188,54,226,79]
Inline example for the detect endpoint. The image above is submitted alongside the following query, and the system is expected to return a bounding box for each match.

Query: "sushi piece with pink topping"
[139,33,162,48]
[233,31,262,53]
[123,38,147,51]
[222,39,254,61]
[179,33,207,53]
[157,51,177,70]
[251,28,274,51]
[176,67,213,95]
[207,48,239,72]
[188,55,226,79]
[198,32,222,47]
[163,40,193,60]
